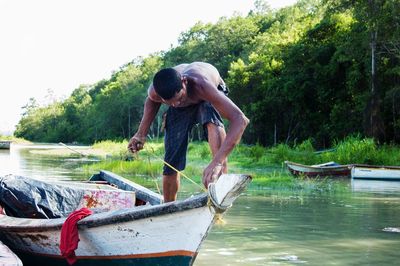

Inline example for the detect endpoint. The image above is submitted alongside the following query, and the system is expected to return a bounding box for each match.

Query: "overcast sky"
[0,0,297,134]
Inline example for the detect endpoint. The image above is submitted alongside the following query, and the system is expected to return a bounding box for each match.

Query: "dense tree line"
[14,0,400,148]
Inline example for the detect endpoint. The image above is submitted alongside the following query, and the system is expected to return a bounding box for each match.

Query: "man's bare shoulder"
[173,63,190,73]
[183,62,221,87]
[148,85,162,102]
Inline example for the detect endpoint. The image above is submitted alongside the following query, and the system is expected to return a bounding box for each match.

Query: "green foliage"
[268,143,292,164]
[320,136,383,165]
[267,139,317,165]
[14,0,400,147]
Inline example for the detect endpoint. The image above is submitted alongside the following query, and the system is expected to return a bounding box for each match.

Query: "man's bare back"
[148,62,224,107]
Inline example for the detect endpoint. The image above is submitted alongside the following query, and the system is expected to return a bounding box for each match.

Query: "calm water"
[1,144,400,265]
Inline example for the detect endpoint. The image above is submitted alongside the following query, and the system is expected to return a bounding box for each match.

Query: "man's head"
[153,68,183,100]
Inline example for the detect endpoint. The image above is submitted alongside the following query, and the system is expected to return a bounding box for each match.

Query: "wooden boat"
[285,161,352,178]
[0,240,23,266]
[0,140,11,149]
[0,170,251,266]
[351,164,400,180]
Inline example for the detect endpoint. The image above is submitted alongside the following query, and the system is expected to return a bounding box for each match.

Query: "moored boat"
[285,161,352,178]
[0,140,11,149]
[351,164,400,180]
[0,170,251,266]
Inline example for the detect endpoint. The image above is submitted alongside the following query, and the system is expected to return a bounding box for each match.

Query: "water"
[1,144,400,265]
[0,143,96,180]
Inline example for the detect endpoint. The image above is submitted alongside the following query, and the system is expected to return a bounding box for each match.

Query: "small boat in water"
[0,240,23,266]
[285,161,352,178]
[351,164,400,180]
[0,170,251,266]
[0,140,11,149]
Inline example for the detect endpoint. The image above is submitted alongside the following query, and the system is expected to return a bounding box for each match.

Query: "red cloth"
[60,208,93,265]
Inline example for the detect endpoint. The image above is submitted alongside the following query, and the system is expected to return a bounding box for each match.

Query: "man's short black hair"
[153,68,182,100]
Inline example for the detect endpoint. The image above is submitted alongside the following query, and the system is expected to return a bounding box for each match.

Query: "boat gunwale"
[0,193,209,232]
[285,160,351,170]
[351,164,400,170]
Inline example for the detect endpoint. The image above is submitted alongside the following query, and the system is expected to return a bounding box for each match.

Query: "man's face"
[162,80,186,107]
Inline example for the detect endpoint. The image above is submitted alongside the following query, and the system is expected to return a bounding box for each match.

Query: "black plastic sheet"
[0,175,84,219]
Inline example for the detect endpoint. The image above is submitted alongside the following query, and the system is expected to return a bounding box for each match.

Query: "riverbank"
[13,136,400,192]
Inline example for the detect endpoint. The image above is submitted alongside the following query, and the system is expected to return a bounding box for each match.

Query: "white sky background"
[0,0,297,134]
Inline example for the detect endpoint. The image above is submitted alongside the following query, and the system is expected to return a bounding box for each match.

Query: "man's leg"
[206,123,228,173]
[163,173,180,202]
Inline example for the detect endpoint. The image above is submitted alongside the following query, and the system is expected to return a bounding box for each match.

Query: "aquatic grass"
[249,171,349,195]
[187,141,211,161]
[82,137,400,194]
[83,158,163,176]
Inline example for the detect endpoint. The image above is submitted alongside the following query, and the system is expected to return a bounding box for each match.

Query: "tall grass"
[268,139,317,165]
[267,136,400,166]
[320,136,383,164]
[83,136,400,192]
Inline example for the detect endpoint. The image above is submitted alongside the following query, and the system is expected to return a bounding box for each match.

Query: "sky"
[0,0,297,135]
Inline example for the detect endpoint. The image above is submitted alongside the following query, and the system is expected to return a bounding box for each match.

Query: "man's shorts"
[163,101,224,175]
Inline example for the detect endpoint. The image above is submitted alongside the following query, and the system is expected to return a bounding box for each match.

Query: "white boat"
[0,140,11,149]
[351,165,400,180]
[0,170,251,266]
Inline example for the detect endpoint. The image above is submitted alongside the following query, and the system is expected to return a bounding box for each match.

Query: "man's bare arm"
[128,94,161,152]
[199,79,249,185]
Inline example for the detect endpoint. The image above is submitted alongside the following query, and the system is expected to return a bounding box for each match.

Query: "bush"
[321,136,383,164]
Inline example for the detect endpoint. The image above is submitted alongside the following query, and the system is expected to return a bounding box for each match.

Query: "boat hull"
[351,165,400,180]
[285,161,351,178]
[0,205,214,266]
[0,141,11,149]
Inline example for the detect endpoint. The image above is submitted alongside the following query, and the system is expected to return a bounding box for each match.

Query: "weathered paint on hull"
[17,251,194,266]
[0,206,214,266]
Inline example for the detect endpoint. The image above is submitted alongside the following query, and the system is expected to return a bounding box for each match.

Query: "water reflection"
[351,179,400,193]
[0,144,94,181]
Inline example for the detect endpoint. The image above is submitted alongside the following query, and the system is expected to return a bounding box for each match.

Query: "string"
[146,146,207,192]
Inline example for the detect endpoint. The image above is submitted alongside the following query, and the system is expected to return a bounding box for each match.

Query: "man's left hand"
[202,162,223,188]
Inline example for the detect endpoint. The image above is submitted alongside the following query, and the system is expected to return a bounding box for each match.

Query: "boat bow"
[208,174,252,212]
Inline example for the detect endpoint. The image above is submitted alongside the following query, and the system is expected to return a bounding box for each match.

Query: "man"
[128,62,249,202]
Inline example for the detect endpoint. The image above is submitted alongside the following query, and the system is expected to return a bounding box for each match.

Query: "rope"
[146,146,207,192]
[133,143,227,224]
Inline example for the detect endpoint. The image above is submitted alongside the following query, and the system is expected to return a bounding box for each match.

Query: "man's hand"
[128,134,146,153]
[202,162,223,188]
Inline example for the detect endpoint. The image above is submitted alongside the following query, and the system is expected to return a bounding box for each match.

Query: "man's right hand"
[128,134,146,153]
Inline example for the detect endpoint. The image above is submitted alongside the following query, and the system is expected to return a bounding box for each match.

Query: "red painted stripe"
[18,250,196,260]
